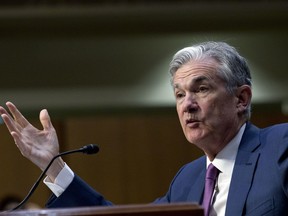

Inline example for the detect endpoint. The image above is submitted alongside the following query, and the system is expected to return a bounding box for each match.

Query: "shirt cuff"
[43,163,74,197]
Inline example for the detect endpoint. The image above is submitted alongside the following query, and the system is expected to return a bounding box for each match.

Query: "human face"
[173,60,241,156]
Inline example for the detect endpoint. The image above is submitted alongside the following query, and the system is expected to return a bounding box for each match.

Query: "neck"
[204,121,247,161]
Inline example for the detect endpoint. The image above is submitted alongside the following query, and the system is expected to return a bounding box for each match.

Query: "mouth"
[185,119,200,126]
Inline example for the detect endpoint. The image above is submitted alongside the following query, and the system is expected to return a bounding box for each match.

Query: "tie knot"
[206,163,219,180]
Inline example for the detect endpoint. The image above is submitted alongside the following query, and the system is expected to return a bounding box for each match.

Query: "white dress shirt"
[44,163,74,197]
[207,123,246,216]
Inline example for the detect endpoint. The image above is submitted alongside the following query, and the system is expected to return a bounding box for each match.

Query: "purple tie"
[202,163,219,216]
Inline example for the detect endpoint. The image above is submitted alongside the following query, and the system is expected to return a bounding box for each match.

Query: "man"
[0,41,287,215]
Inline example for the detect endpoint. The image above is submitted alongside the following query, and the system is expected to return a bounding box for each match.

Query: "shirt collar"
[206,123,246,174]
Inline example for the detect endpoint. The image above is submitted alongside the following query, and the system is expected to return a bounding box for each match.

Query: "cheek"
[176,105,186,128]
[176,104,182,117]
[208,99,237,123]
[176,108,184,124]
[207,97,229,114]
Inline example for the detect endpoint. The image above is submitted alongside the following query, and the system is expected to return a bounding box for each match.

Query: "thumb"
[40,109,52,131]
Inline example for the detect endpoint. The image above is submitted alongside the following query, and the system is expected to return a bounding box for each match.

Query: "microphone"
[80,144,100,155]
[10,144,99,211]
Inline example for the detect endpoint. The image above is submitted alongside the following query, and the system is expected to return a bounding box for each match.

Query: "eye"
[197,86,209,93]
[175,91,185,99]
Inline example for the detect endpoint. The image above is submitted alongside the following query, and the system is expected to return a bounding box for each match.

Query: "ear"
[236,85,252,114]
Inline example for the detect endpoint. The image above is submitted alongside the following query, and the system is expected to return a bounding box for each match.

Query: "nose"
[183,93,198,113]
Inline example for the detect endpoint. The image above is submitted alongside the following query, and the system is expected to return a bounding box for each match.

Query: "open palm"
[0,102,60,171]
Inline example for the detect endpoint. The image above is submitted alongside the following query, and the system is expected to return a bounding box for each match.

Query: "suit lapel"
[225,123,261,215]
[187,167,206,203]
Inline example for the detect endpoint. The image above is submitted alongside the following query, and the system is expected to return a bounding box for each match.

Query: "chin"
[185,132,206,145]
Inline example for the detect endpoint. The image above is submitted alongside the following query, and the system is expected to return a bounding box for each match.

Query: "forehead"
[172,59,221,85]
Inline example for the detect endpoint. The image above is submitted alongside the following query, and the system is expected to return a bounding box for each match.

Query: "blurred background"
[0,0,287,209]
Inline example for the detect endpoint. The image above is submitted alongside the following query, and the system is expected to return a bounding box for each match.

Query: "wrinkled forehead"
[172,58,222,84]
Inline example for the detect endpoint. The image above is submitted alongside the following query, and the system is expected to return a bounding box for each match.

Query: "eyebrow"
[173,75,209,89]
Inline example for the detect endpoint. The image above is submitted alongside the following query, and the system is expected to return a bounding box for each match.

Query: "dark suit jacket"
[47,122,288,215]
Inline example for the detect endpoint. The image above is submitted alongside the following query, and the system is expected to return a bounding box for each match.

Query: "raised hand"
[0,102,64,181]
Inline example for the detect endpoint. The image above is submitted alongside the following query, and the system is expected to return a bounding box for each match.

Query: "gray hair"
[169,41,252,118]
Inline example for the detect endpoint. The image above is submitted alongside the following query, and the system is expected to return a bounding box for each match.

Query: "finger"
[1,113,18,134]
[5,101,29,127]
[0,104,21,132]
[0,106,10,116]
[40,109,53,131]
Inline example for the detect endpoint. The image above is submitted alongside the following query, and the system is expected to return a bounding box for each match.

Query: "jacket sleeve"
[277,124,288,198]
[46,175,113,208]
